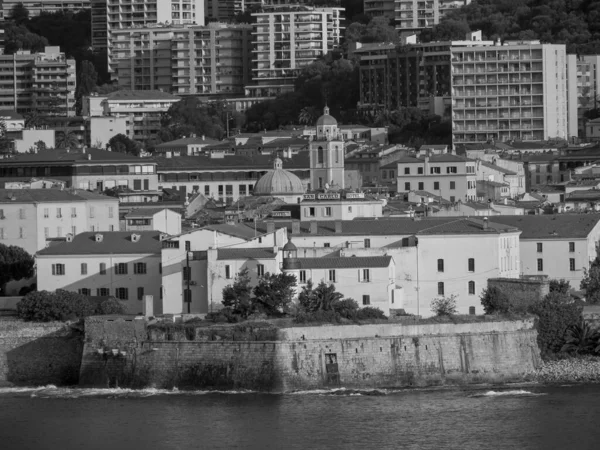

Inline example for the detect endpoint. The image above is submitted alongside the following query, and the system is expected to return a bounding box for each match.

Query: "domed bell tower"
[309,106,345,191]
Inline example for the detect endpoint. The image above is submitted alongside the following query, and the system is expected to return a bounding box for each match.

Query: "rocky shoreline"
[531,356,600,384]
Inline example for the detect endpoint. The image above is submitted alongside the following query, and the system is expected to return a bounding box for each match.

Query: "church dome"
[316,106,338,127]
[254,158,305,196]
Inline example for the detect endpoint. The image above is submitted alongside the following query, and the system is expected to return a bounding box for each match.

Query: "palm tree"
[55,129,80,149]
[561,320,600,355]
[24,111,46,129]
[298,106,318,125]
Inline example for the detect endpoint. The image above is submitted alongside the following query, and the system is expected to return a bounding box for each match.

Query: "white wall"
[90,116,128,148]
[14,130,55,153]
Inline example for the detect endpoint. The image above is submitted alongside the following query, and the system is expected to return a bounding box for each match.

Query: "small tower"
[309,106,345,191]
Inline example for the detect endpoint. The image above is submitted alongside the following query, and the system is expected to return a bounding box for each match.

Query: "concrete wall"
[0,320,83,386]
[79,317,541,391]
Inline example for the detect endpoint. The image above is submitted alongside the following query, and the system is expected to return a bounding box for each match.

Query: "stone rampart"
[79,317,541,391]
[0,319,83,386]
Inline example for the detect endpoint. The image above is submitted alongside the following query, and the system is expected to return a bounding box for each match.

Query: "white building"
[124,208,182,235]
[88,116,128,149]
[36,231,163,314]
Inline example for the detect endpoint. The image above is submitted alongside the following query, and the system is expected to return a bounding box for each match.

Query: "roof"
[157,152,309,171]
[288,256,393,270]
[477,180,508,188]
[0,148,154,165]
[202,223,258,240]
[36,231,162,256]
[429,154,471,163]
[566,189,600,201]
[124,208,179,218]
[0,189,116,204]
[217,248,276,260]
[253,162,305,196]
[0,111,24,121]
[490,215,600,239]
[479,160,517,175]
[154,137,220,148]
[105,90,180,101]
[464,202,494,210]
[256,217,519,236]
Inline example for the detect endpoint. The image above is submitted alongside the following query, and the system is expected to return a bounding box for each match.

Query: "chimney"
[334,220,342,234]
[483,217,489,230]
[87,154,92,160]
[131,233,141,242]
[292,220,300,235]
[310,221,318,234]
[66,233,74,242]
[266,220,275,234]
[94,233,103,242]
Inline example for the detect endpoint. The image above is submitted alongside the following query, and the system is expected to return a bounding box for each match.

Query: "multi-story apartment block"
[0,46,76,116]
[0,189,119,255]
[91,0,205,74]
[82,90,180,143]
[0,0,89,19]
[247,5,344,98]
[0,148,158,193]
[113,23,252,96]
[395,153,477,201]
[364,0,396,20]
[452,41,569,145]
[566,54,600,138]
[395,0,471,33]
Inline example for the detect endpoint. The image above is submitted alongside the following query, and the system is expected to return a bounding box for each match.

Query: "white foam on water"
[472,389,545,398]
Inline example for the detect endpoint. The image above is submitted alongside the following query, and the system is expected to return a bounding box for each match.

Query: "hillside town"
[1,0,600,322]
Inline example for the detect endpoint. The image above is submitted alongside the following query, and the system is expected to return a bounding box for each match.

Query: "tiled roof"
[217,248,276,260]
[477,180,508,188]
[566,189,600,201]
[105,90,180,101]
[0,148,153,165]
[0,111,24,120]
[156,152,309,171]
[36,231,162,256]
[154,137,220,148]
[290,256,393,269]
[0,189,115,204]
[464,202,494,210]
[203,223,258,240]
[490,215,600,239]
[479,160,517,175]
[124,208,179,218]
[257,217,518,236]
[429,154,471,163]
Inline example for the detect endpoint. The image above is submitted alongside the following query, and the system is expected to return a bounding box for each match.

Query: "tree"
[480,286,512,314]
[431,294,458,316]
[222,268,253,318]
[561,320,600,355]
[298,280,344,312]
[24,111,46,129]
[298,106,319,125]
[9,3,30,26]
[0,244,35,292]
[344,16,399,49]
[0,120,11,155]
[108,133,142,156]
[580,250,600,303]
[252,272,297,316]
[549,279,571,295]
[3,22,48,54]
[55,129,80,149]
[75,60,98,115]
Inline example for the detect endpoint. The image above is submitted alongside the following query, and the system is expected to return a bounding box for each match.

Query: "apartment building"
[123,208,182,235]
[113,23,252,96]
[0,148,158,192]
[91,0,205,74]
[0,0,89,19]
[566,54,600,138]
[82,90,180,143]
[247,5,344,98]
[364,0,396,20]
[36,231,162,315]
[0,189,119,255]
[452,41,569,145]
[395,153,477,201]
[0,46,76,116]
[395,0,471,33]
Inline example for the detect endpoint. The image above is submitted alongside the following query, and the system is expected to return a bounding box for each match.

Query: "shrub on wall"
[95,297,126,315]
[430,295,458,316]
[480,286,512,314]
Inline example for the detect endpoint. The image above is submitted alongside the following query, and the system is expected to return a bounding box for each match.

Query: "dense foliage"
[108,134,142,156]
[581,251,600,303]
[17,290,125,322]
[425,0,600,53]
[430,294,458,316]
[561,320,600,355]
[480,286,513,314]
[0,244,35,288]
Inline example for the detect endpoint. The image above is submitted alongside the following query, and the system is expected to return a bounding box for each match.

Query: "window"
[324,243,330,248]
[437,259,444,272]
[184,289,192,303]
[19,208,26,219]
[468,281,475,295]
[43,208,49,218]
[71,207,77,218]
[52,264,65,275]
[362,269,370,282]
[71,226,76,235]
[18,227,25,238]
[183,266,191,281]
[299,270,306,283]
[450,181,456,190]
[450,196,455,202]
[537,243,543,253]
[115,263,128,275]
[225,265,232,279]
[404,182,411,191]
[570,258,576,271]
[99,263,106,275]
[81,263,87,275]
[324,207,332,217]
[418,167,424,174]
[433,181,440,190]
[185,241,191,251]
[133,179,142,191]
[364,239,371,248]
[115,288,129,300]
[97,288,109,296]
[438,282,445,296]
[204,186,210,196]
[159,263,162,274]
[468,258,475,272]
[317,146,324,164]
[404,167,410,175]
[446,166,458,174]
[89,206,95,218]
[134,263,147,274]
[108,206,114,218]
[430,167,441,174]
[362,295,370,305]
[257,264,265,277]
[418,182,424,190]
[56,227,61,238]
[44,227,49,238]
[537,259,543,271]
[328,269,336,282]
[308,207,315,217]
[78,288,91,296]
[56,208,62,218]
[137,287,145,300]
[569,242,575,252]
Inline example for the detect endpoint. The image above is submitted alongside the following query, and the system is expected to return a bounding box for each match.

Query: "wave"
[471,389,546,398]
[290,387,388,396]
